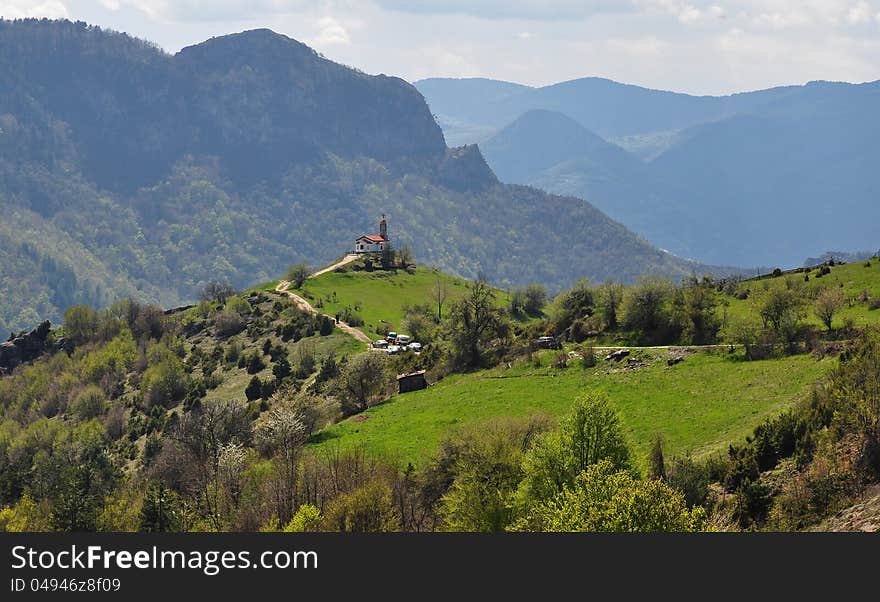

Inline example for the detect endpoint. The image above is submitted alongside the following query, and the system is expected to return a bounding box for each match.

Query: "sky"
[2,1,880,94]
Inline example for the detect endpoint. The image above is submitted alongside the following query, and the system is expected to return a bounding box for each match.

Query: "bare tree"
[814,287,845,333]
[199,281,237,305]
[431,277,449,322]
[256,399,308,524]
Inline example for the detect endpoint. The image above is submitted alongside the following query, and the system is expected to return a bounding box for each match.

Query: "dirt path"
[310,253,359,278]
[275,279,373,345]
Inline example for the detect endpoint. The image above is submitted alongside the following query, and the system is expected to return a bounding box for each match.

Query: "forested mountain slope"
[0,19,709,333]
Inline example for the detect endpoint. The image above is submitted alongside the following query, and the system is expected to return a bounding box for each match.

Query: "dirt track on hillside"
[275,278,372,345]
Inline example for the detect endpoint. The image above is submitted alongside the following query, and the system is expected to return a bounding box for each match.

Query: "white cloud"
[677,5,702,24]
[517,31,533,39]
[0,0,68,18]
[847,1,873,24]
[373,0,636,21]
[310,15,349,45]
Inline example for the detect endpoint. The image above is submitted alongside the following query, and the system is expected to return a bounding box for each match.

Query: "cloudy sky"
[2,0,880,94]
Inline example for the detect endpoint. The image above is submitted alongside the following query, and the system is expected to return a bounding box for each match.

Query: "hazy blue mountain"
[432,75,880,268]
[0,19,713,332]
[480,110,668,235]
[415,77,533,146]
[415,76,802,150]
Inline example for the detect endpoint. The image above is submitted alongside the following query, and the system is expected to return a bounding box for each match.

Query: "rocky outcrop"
[0,320,56,375]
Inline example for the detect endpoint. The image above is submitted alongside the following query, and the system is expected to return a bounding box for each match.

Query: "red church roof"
[357,234,386,243]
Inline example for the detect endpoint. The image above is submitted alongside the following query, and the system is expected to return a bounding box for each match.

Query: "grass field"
[309,348,831,467]
[721,259,880,331]
[292,265,525,340]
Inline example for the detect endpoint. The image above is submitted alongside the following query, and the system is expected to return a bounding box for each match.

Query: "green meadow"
[310,349,831,467]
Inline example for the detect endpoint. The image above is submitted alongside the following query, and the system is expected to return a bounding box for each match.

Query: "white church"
[354,215,390,253]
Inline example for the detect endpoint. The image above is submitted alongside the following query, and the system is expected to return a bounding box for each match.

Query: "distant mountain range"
[416,77,880,268]
[0,19,713,332]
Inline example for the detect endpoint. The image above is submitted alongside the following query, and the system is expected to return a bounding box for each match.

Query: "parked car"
[386,345,402,355]
[386,332,398,343]
[408,342,422,352]
[373,339,388,349]
[536,336,561,350]
[396,334,411,345]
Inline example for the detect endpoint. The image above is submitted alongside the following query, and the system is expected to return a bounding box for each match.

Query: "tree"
[63,305,99,346]
[447,278,508,369]
[671,283,720,344]
[380,243,395,270]
[199,281,237,305]
[50,464,102,532]
[397,244,415,267]
[139,482,183,532]
[284,263,311,289]
[255,400,309,524]
[649,437,666,480]
[519,392,631,505]
[756,286,805,351]
[171,400,251,530]
[71,385,106,421]
[438,418,545,532]
[283,504,323,532]
[245,375,263,401]
[323,481,399,532]
[814,288,845,333]
[141,354,188,409]
[431,277,449,322]
[339,352,391,414]
[523,284,547,316]
[621,278,671,342]
[510,460,705,532]
[596,281,624,330]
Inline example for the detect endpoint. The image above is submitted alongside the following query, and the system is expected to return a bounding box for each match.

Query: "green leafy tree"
[447,278,508,369]
[338,352,391,414]
[138,482,183,532]
[63,305,99,347]
[510,460,706,532]
[285,263,311,289]
[519,392,632,505]
[323,481,398,532]
[814,287,845,333]
[621,278,672,343]
[283,504,323,532]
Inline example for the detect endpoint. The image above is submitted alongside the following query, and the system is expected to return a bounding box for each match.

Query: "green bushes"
[71,385,106,420]
[140,347,188,409]
[510,460,704,532]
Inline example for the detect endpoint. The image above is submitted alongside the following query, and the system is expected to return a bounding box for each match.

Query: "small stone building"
[397,370,427,394]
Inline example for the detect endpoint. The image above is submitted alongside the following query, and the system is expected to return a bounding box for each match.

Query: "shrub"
[552,353,568,369]
[283,504,323,532]
[199,281,236,305]
[511,460,705,532]
[244,351,266,375]
[245,376,263,401]
[215,312,245,337]
[141,355,188,409]
[581,345,596,369]
[284,263,311,289]
[71,385,107,420]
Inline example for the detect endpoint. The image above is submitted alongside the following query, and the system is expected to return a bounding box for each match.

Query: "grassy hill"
[291,262,534,340]
[721,259,880,330]
[310,348,830,466]
[300,258,880,466]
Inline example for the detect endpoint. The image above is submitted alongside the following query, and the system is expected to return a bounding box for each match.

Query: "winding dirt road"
[275,254,372,345]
